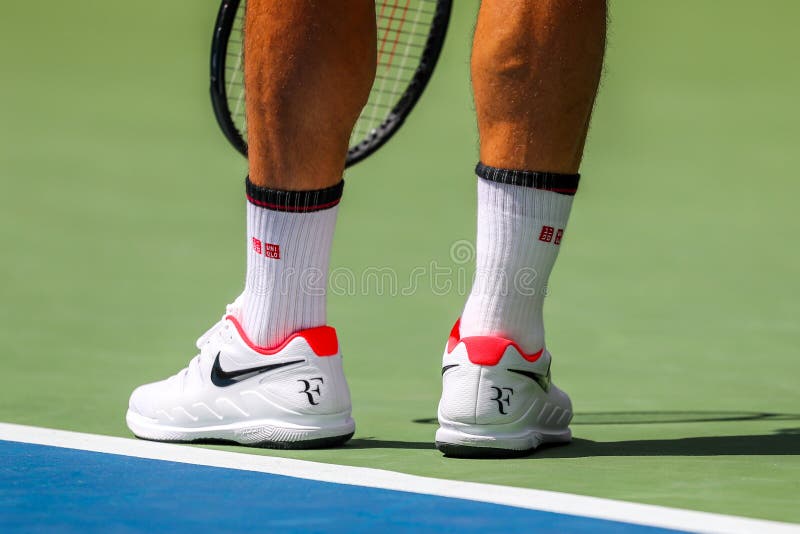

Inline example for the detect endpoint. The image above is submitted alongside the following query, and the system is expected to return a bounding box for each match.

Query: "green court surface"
[2,0,799,525]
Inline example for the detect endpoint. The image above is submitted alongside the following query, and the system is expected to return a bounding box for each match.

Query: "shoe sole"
[435,425,571,458]
[153,432,355,450]
[126,410,355,450]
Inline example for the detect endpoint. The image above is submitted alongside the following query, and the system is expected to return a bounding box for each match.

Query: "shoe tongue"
[196,318,227,349]
[225,297,244,321]
[194,299,244,350]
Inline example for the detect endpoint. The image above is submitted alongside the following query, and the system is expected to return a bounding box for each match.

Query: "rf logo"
[298,377,324,405]
[490,386,514,414]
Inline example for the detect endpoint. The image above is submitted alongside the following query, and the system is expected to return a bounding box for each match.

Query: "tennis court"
[1,1,799,531]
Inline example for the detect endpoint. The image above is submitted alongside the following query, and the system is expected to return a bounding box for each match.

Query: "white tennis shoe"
[126,304,354,449]
[436,320,572,457]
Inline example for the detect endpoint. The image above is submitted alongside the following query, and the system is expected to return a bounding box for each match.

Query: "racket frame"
[210,0,247,157]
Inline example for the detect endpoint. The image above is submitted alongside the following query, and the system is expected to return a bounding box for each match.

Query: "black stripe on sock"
[475,162,580,196]
[245,177,344,212]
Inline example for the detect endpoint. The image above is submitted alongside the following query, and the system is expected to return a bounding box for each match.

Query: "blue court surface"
[2,440,667,533]
[1,424,796,533]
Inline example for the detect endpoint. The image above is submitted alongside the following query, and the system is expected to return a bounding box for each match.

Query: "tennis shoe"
[436,320,572,457]
[126,302,354,448]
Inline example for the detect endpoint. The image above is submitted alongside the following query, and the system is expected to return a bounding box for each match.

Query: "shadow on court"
[533,427,800,459]
[412,411,800,426]
[345,438,434,450]
[356,412,800,457]
[342,429,800,456]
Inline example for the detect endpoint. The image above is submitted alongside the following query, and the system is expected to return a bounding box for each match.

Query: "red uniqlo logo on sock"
[538,226,565,245]
[251,238,280,259]
[264,243,280,259]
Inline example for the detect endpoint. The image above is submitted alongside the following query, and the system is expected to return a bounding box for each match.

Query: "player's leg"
[127,0,376,448]
[240,0,376,348]
[471,0,605,176]
[437,0,606,457]
[246,0,376,189]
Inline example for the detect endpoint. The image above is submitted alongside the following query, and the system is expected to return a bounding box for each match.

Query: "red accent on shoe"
[225,315,338,357]
[446,319,543,366]
[446,319,462,353]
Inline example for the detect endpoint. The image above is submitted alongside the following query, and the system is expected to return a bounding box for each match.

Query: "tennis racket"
[210,0,452,166]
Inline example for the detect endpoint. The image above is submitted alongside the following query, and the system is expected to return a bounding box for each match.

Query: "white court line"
[1,423,796,534]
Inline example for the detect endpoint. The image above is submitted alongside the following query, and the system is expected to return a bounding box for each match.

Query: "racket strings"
[223,0,438,151]
[224,6,248,140]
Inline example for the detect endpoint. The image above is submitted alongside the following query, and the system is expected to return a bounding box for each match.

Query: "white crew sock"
[460,164,579,353]
[237,178,342,348]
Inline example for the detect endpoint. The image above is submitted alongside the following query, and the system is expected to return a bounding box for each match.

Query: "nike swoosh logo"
[441,364,459,375]
[210,352,304,387]
[507,368,551,393]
